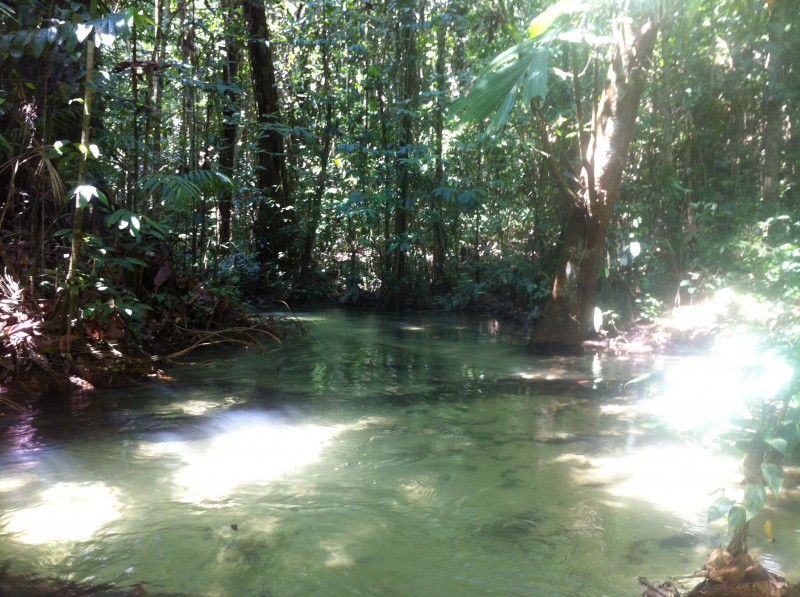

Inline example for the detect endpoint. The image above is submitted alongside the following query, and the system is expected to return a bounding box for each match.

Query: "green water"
[0,311,797,596]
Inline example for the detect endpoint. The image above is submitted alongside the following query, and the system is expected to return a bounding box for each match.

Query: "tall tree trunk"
[63,19,97,345]
[531,6,658,354]
[386,0,418,305]
[431,16,447,287]
[142,0,169,216]
[217,0,240,247]
[761,0,787,204]
[243,0,296,271]
[298,16,333,284]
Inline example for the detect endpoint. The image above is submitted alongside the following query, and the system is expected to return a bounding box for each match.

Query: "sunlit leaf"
[765,437,787,455]
[74,22,93,43]
[449,41,534,124]
[761,463,783,497]
[708,495,734,523]
[527,0,588,39]
[744,483,766,520]
[523,50,549,107]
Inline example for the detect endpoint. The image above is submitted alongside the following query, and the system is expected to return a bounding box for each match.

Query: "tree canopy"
[0,0,797,353]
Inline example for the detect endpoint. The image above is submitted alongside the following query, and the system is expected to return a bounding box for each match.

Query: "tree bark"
[243,0,296,270]
[217,0,240,246]
[531,7,658,354]
[385,0,418,306]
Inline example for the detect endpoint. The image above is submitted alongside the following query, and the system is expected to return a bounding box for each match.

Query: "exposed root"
[641,550,800,597]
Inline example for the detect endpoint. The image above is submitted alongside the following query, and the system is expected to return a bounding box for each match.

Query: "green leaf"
[765,437,787,455]
[488,82,519,135]
[31,27,56,58]
[523,49,549,106]
[450,42,533,123]
[0,2,16,21]
[70,184,108,208]
[761,463,783,497]
[728,505,747,533]
[708,496,735,523]
[105,209,127,226]
[9,31,27,58]
[744,483,766,520]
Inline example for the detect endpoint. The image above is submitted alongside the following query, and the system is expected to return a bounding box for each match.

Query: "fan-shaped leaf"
[523,49,549,106]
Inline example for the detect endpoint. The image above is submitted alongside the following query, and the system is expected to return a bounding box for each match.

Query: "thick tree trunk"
[243,0,296,269]
[531,8,658,354]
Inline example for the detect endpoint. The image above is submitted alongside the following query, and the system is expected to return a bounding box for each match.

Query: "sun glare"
[3,481,122,544]
[575,443,740,524]
[137,412,378,503]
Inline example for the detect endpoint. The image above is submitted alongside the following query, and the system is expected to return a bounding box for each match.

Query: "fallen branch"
[148,324,283,362]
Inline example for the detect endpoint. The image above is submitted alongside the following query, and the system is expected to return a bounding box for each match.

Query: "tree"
[532,4,657,353]
[217,0,241,247]
[451,0,658,353]
[243,0,296,271]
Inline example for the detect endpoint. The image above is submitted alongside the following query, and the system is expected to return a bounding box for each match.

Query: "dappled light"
[137,411,378,503]
[573,443,740,523]
[0,313,798,596]
[3,481,122,545]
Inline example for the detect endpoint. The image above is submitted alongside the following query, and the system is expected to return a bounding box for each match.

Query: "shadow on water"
[0,310,797,596]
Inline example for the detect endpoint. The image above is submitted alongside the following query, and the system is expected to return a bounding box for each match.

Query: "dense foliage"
[0,0,799,577]
[1,0,796,318]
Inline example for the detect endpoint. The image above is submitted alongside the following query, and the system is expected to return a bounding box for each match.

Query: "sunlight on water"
[637,335,794,436]
[138,412,381,503]
[0,311,797,596]
[162,396,244,416]
[3,481,122,544]
[575,443,740,523]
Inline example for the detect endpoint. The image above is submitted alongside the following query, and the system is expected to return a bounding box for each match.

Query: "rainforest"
[1,0,799,595]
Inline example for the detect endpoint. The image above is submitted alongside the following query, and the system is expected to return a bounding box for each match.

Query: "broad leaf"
[74,22,93,44]
[450,41,550,134]
[70,185,108,208]
[765,437,787,455]
[761,463,783,497]
[449,40,536,124]
[523,50,549,107]
[708,495,735,523]
[727,505,746,533]
[744,483,766,520]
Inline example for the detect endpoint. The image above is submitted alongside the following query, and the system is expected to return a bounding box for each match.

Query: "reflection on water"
[0,310,797,596]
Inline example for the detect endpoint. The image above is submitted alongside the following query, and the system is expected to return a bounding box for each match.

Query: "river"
[0,310,797,596]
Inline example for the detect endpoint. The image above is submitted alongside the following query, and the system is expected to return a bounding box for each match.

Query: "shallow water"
[0,310,797,596]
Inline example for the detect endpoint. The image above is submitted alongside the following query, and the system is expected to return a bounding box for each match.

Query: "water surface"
[0,310,797,596]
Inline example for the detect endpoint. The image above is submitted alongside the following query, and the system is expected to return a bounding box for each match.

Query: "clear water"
[0,310,797,596]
